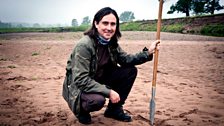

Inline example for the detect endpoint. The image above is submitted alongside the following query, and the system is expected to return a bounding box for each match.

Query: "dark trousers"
[81,66,137,112]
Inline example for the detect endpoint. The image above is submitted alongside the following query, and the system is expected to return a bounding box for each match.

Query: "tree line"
[0,21,68,28]
[167,0,224,16]
[71,11,135,27]
[72,0,223,26]
[1,0,223,28]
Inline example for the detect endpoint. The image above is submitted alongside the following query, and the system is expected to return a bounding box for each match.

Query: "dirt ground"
[0,31,224,126]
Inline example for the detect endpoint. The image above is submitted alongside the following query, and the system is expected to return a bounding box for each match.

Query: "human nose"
[106,24,112,30]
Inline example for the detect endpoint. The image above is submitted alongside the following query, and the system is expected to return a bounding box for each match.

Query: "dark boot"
[104,106,132,122]
[78,107,92,124]
[78,93,105,124]
[78,112,91,124]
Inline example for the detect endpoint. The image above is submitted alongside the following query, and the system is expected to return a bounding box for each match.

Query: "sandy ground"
[0,32,224,126]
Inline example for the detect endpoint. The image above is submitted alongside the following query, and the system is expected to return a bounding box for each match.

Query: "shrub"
[200,24,224,37]
[120,22,141,31]
[162,24,184,33]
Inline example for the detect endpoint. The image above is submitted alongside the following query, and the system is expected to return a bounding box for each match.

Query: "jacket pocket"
[62,71,72,103]
[62,77,69,102]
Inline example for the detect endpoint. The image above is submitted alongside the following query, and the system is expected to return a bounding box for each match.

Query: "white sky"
[0,0,224,25]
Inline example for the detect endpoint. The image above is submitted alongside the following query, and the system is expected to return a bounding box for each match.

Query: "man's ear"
[94,21,98,28]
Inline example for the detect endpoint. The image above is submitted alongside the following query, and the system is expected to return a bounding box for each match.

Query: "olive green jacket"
[62,35,153,118]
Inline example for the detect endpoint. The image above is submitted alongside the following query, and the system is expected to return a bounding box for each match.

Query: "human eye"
[111,22,116,26]
[102,21,109,25]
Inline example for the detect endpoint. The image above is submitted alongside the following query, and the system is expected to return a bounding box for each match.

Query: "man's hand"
[109,90,120,103]
[148,40,160,54]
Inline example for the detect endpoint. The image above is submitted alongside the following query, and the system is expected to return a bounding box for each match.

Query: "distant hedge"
[1,14,224,37]
[200,24,224,37]
[0,25,90,34]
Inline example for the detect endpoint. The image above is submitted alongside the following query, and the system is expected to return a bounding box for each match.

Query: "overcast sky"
[1,0,224,25]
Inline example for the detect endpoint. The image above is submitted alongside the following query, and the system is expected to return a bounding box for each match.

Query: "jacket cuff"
[143,47,153,61]
[102,85,111,97]
[147,52,153,61]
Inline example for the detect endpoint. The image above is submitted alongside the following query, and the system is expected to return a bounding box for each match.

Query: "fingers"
[154,40,161,48]
[112,98,120,103]
[148,40,160,54]
[111,97,120,103]
[155,39,160,44]
[157,45,160,50]
[157,45,160,51]
[109,90,120,103]
[152,40,161,52]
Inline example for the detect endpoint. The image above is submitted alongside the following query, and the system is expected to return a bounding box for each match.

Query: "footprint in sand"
[1,98,18,107]
[9,84,31,91]
[57,110,67,120]
[179,109,198,118]
[7,76,28,81]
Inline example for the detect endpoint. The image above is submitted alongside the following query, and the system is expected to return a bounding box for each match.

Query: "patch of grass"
[162,24,184,33]
[32,52,40,56]
[31,77,38,80]
[200,24,224,37]
[0,58,8,61]
[138,23,157,31]
[0,27,45,33]
[121,22,184,33]
[8,65,16,68]
[121,22,157,31]
[0,25,91,33]
[45,47,51,50]
[120,22,141,31]
[58,35,64,40]
[72,25,90,31]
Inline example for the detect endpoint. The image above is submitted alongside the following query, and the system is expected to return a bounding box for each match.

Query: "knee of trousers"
[131,66,138,76]
[81,93,106,112]
[128,66,138,79]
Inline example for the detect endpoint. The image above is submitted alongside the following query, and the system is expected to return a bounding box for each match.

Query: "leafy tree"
[192,0,207,15]
[167,0,192,17]
[204,0,224,14]
[71,19,78,27]
[119,11,135,22]
[0,21,12,28]
[168,0,224,16]
[81,16,91,25]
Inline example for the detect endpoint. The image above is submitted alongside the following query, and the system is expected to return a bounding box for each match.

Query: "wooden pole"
[150,0,163,125]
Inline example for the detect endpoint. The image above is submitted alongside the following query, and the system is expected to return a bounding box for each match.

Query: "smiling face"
[95,13,117,40]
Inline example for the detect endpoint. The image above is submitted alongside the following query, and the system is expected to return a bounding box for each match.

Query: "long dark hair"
[84,7,121,46]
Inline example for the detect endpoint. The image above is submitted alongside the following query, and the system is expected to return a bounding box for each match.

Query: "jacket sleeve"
[116,45,153,66]
[71,43,110,97]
